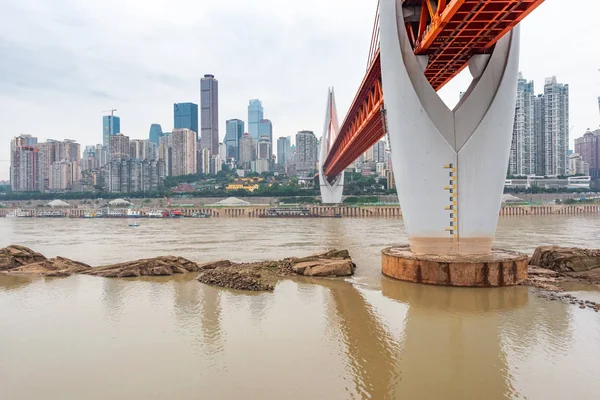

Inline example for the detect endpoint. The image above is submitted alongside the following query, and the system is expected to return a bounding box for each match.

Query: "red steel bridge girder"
[322,52,385,178]
[321,0,545,180]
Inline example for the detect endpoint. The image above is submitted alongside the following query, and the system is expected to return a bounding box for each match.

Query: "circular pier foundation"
[382,245,528,287]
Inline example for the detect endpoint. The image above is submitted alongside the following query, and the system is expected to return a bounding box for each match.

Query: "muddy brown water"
[1,216,600,399]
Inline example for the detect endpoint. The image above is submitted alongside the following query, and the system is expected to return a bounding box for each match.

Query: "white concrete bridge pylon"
[380,0,521,255]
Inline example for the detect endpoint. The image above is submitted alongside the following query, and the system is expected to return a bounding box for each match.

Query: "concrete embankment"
[2,204,600,218]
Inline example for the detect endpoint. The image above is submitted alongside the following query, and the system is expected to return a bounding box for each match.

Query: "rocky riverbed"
[0,245,355,291]
[523,245,600,312]
[196,250,356,291]
[3,244,600,296]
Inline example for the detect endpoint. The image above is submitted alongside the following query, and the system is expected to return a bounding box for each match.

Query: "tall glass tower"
[149,124,163,145]
[258,119,273,144]
[201,74,219,155]
[248,99,264,141]
[174,103,199,140]
[225,119,245,161]
[277,136,291,165]
[103,115,121,147]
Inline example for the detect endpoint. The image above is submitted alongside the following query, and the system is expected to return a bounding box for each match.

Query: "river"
[1,216,600,399]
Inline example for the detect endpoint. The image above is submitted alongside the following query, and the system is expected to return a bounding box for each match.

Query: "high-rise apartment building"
[248,99,264,140]
[110,134,130,161]
[533,94,546,175]
[49,160,79,191]
[159,133,173,176]
[210,155,222,175]
[506,75,569,177]
[219,142,227,162]
[174,103,199,139]
[257,136,272,160]
[106,159,165,193]
[103,115,121,147]
[509,74,536,175]
[372,140,386,163]
[277,136,291,165]
[35,140,58,192]
[200,74,219,155]
[225,119,245,161]
[130,140,145,160]
[295,130,318,172]
[239,132,255,168]
[543,76,569,176]
[171,128,197,176]
[10,143,39,192]
[144,140,158,161]
[258,119,273,145]
[575,129,600,170]
[200,148,211,175]
[149,124,163,145]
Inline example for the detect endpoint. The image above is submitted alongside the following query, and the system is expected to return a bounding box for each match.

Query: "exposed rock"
[197,268,274,292]
[197,260,232,271]
[529,246,600,286]
[8,256,91,276]
[197,249,355,292]
[0,245,47,271]
[296,260,355,277]
[82,256,199,278]
[530,246,600,273]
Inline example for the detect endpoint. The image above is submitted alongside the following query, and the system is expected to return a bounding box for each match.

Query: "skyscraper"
[171,128,197,176]
[533,94,546,175]
[201,148,211,175]
[174,103,199,139]
[10,138,39,192]
[149,124,163,145]
[508,73,536,175]
[295,130,318,172]
[110,134,130,161]
[258,119,273,144]
[257,136,272,160]
[225,119,245,161]
[200,74,219,155]
[575,129,600,170]
[248,99,264,140]
[277,136,291,165]
[543,76,569,176]
[103,115,121,147]
[372,140,386,163]
[239,132,255,168]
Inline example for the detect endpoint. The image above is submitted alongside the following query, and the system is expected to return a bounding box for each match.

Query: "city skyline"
[2,0,600,180]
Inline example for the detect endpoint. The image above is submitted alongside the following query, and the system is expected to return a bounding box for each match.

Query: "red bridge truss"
[322,0,545,179]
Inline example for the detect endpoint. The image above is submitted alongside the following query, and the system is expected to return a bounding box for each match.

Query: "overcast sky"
[1,0,599,180]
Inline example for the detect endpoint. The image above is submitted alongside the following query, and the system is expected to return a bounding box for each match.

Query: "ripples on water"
[1,216,600,399]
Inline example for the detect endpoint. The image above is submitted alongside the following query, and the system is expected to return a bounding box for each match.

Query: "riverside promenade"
[1,204,600,218]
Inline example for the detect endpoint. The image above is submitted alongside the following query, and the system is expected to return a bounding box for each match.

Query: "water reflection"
[102,278,127,322]
[198,284,224,357]
[0,274,37,292]
[382,278,529,399]
[312,278,401,399]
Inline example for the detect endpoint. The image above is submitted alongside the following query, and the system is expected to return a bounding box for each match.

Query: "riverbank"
[2,203,600,218]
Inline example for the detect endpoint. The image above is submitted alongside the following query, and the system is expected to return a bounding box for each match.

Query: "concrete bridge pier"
[378,0,527,286]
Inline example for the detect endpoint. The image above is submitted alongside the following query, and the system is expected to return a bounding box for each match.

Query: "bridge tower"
[380,0,521,255]
[319,88,344,204]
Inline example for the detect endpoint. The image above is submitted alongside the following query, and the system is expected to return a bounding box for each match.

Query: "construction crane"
[163,195,183,218]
